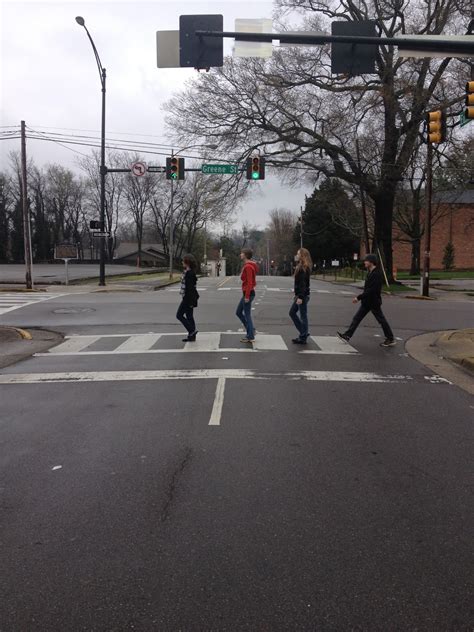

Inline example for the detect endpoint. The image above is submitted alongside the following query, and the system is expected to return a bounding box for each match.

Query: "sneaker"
[380,339,396,347]
[337,332,351,342]
[240,337,251,343]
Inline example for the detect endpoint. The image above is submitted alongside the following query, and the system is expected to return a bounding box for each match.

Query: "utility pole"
[422,141,433,297]
[300,206,303,249]
[266,239,270,276]
[20,121,33,289]
[169,149,174,280]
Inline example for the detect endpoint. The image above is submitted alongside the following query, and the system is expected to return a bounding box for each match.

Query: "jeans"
[236,291,255,339]
[176,300,196,335]
[345,303,394,340]
[289,296,310,339]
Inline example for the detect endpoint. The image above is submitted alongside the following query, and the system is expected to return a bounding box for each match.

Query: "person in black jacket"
[176,254,199,342]
[289,248,312,344]
[337,254,396,347]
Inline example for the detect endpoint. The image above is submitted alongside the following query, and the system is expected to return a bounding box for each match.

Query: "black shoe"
[184,331,197,342]
[292,338,307,345]
[380,338,396,347]
[337,332,351,342]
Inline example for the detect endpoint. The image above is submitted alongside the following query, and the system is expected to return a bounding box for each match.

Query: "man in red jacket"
[236,248,258,343]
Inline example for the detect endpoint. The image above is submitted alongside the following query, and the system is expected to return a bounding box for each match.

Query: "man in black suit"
[338,254,396,347]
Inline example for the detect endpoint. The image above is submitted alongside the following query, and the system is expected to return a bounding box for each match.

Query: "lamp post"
[168,143,218,279]
[76,16,106,286]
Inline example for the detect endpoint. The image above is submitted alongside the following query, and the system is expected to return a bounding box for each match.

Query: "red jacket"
[241,260,258,300]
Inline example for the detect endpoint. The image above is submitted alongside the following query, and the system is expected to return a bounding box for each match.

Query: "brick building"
[393,190,474,271]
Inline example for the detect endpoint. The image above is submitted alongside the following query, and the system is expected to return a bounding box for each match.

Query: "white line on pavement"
[0,369,451,385]
[209,377,226,425]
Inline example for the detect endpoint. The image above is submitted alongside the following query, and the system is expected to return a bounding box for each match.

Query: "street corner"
[406,329,474,396]
[0,326,63,370]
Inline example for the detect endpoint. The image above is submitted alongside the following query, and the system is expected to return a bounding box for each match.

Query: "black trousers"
[346,303,394,340]
[176,300,196,334]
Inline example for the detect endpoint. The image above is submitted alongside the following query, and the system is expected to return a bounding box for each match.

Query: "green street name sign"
[202,164,238,175]
[460,111,472,127]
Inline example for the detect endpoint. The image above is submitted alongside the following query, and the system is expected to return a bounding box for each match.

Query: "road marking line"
[113,334,162,352]
[254,334,288,351]
[185,332,221,351]
[217,276,233,288]
[301,336,359,355]
[209,377,226,425]
[0,369,451,385]
[48,335,102,353]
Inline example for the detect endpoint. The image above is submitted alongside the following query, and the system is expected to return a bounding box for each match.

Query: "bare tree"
[165,0,470,281]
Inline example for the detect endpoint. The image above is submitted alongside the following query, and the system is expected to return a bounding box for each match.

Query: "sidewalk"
[0,326,63,369]
[0,275,180,294]
[406,328,474,395]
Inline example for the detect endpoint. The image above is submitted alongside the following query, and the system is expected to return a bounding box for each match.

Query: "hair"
[295,247,312,274]
[241,248,253,260]
[183,254,197,271]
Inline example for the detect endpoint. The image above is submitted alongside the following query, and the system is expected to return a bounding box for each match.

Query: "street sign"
[331,21,377,75]
[131,162,147,176]
[92,231,110,238]
[179,14,224,69]
[202,164,238,175]
[156,30,180,68]
[55,244,78,259]
[460,110,472,127]
[147,165,163,173]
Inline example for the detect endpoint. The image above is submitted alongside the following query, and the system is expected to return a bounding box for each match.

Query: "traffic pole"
[422,142,433,297]
[20,121,33,289]
[169,149,174,280]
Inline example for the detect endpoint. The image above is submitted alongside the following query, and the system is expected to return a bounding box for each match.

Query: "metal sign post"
[55,245,79,286]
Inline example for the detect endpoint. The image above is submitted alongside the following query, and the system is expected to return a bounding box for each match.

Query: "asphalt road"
[0,276,473,631]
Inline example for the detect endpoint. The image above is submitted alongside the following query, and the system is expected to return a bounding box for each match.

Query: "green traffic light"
[252,172,260,180]
[171,172,178,179]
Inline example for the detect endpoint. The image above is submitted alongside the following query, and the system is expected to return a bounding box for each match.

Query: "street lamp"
[168,143,218,279]
[76,16,107,286]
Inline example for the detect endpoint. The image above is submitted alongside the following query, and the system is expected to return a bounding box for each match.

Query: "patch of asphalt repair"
[161,447,193,522]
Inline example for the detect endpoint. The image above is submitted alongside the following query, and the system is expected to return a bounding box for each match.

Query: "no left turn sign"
[131,162,147,177]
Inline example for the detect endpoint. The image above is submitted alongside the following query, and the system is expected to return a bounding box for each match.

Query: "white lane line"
[0,369,451,385]
[254,334,288,351]
[184,332,220,351]
[113,334,162,352]
[301,336,359,355]
[48,336,102,353]
[209,377,226,425]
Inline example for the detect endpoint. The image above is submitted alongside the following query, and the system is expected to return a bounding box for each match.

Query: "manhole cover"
[52,307,96,314]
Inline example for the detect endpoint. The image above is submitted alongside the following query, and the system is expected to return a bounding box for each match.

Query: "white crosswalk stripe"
[36,332,359,356]
[0,293,62,315]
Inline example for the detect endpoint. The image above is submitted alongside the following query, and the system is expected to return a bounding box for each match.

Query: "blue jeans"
[289,296,309,340]
[236,291,255,339]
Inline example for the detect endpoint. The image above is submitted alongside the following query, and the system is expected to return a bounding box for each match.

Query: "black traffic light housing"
[166,156,185,180]
[466,81,474,120]
[427,110,447,144]
[246,155,266,180]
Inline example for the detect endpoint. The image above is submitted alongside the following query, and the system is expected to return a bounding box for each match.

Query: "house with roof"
[113,242,168,267]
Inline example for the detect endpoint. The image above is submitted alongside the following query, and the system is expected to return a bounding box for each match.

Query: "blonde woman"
[289,248,312,345]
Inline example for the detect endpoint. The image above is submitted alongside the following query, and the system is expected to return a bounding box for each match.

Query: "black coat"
[357,267,383,307]
[181,270,199,307]
[294,267,310,300]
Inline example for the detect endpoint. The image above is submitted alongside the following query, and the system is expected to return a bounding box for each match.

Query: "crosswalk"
[166,287,354,296]
[0,293,61,315]
[37,332,359,356]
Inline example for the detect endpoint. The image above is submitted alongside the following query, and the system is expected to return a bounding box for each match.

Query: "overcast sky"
[0,0,313,229]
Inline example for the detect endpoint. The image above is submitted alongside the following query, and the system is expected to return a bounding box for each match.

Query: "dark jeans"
[345,302,394,340]
[236,291,255,339]
[289,296,310,339]
[176,300,196,335]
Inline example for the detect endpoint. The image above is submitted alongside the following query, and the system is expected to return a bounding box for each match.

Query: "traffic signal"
[246,155,265,180]
[166,156,185,180]
[465,81,474,120]
[89,220,104,230]
[427,110,447,144]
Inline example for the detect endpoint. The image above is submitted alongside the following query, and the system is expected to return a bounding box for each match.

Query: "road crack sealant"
[160,447,193,522]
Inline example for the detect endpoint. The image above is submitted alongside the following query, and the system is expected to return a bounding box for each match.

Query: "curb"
[153,278,181,291]
[403,295,437,301]
[0,287,47,293]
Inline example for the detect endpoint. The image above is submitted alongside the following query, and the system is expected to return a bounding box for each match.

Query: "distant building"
[393,190,474,270]
[114,242,167,267]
